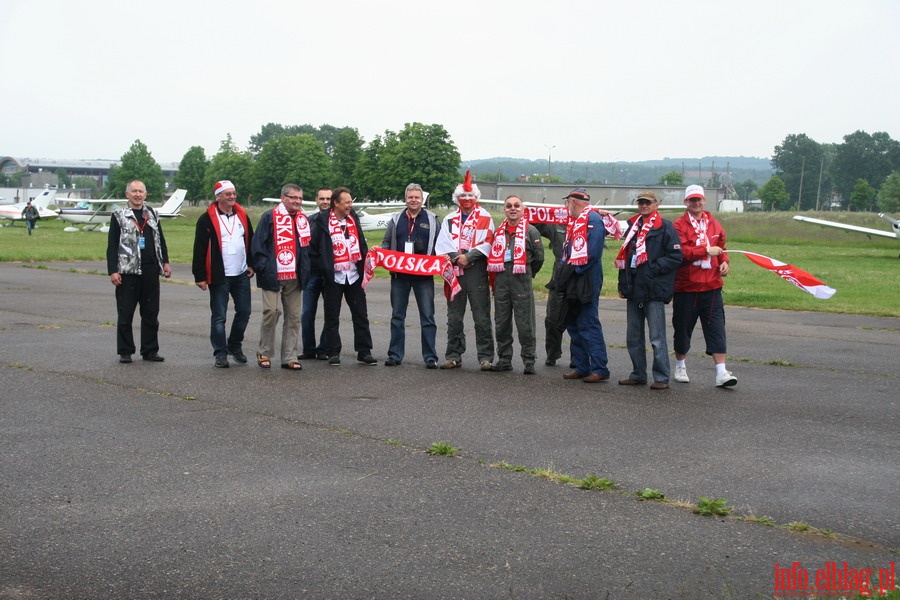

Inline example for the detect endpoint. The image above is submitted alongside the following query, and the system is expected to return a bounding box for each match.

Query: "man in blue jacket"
[616,190,682,389]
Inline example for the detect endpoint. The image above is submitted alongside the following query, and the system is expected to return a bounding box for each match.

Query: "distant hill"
[462,156,773,186]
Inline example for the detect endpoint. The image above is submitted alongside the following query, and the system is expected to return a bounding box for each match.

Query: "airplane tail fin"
[158,189,186,217]
[32,189,58,209]
[879,213,899,226]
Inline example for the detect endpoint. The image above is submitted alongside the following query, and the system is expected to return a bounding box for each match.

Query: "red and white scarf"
[687,211,712,269]
[273,202,310,281]
[451,206,492,252]
[329,210,362,272]
[615,211,659,270]
[487,218,528,274]
[564,206,594,266]
[362,247,461,300]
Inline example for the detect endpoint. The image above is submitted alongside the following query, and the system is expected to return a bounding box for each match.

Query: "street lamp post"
[545,144,556,180]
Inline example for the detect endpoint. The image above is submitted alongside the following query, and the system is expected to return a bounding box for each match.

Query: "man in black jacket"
[309,187,376,366]
[192,180,254,368]
[616,191,682,389]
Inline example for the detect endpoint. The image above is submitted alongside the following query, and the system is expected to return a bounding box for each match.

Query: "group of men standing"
[107,176,737,390]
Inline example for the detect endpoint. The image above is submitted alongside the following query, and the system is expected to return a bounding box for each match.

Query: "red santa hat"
[214,180,236,196]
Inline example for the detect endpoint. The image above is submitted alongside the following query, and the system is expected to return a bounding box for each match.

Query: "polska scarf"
[687,211,712,269]
[487,218,528,274]
[564,206,593,266]
[329,210,362,272]
[273,202,310,281]
[615,211,659,270]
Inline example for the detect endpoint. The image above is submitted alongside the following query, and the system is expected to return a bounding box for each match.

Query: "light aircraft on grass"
[793,213,899,240]
[261,197,407,232]
[0,189,59,224]
[57,189,187,232]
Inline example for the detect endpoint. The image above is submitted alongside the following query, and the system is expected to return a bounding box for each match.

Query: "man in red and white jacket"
[672,185,737,388]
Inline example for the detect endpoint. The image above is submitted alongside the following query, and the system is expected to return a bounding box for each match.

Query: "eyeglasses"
[284,195,303,201]
[636,199,655,205]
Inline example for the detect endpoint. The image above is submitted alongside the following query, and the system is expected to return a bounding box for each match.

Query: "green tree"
[772,133,825,211]
[106,139,167,200]
[831,130,900,205]
[356,122,460,203]
[250,134,332,200]
[174,146,210,205]
[657,171,684,186]
[205,135,254,202]
[353,134,389,201]
[849,178,876,212]
[735,178,759,200]
[55,168,72,189]
[72,176,99,196]
[330,127,364,188]
[758,175,791,211]
[877,171,900,213]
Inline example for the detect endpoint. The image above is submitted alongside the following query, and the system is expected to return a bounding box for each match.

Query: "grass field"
[2,206,897,318]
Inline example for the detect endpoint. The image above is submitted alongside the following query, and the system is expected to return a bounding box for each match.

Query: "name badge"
[404,241,414,254]
[139,236,146,250]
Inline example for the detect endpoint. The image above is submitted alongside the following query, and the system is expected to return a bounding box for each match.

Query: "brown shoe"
[583,373,609,383]
[563,371,585,380]
[618,378,647,386]
[650,381,669,390]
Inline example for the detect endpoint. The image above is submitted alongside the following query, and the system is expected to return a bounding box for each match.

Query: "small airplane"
[793,213,899,241]
[0,188,59,225]
[261,197,407,232]
[58,189,186,232]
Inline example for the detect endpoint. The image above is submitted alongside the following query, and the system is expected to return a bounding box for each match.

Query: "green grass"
[3,207,898,317]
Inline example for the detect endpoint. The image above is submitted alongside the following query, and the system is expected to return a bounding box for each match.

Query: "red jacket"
[673,211,729,293]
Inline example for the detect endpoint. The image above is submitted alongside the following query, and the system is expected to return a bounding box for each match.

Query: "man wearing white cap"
[192,180,254,368]
[672,185,737,387]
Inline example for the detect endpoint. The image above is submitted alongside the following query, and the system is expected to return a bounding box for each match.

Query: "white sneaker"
[716,370,737,387]
[674,365,689,383]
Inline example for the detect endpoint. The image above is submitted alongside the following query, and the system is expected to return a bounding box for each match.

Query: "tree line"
[103,122,461,206]
[761,130,900,213]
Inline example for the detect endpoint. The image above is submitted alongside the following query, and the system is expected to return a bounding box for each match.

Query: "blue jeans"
[301,271,325,354]
[388,276,437,363]
[209,274,251,358]
[625,299,670,383]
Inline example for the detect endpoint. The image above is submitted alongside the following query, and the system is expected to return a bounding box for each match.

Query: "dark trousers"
[115,268,161,357]
[208,274,252,358]
[322,276,373,357]
[301,271,325,354]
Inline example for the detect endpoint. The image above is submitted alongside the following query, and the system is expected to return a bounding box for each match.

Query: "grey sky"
[2,0,896,164]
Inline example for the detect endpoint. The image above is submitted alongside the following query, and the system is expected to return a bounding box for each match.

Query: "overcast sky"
[2,0,897,165]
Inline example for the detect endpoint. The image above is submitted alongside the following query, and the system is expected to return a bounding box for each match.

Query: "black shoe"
[119,354,132,363]
[357,353,377,366]
[524,365,536,375]
[544,358,557,366]
[142,353,165,362]
[385,358,401,366]
[298,352,316,360]
[569,361,576,369]
[316,352,329,361]
[328,356,341,366]
[230,349,247,364]
[425,359,437,369]
[215,356,230,368]
[489,363,512,372]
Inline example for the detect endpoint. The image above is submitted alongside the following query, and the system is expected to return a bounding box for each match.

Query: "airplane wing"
[793,215,898,240]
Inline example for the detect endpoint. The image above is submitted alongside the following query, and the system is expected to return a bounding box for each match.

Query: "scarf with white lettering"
[615,211,659,270]
[688,211,712,269]
[329,210,362,272]
[564,206,593,266]
[273,202,310,281]
[487,218,528,274]
[362,247,461,300]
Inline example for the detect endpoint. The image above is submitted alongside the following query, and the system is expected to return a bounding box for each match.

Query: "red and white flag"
[362,247,461,300]
[729,250,836,299]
